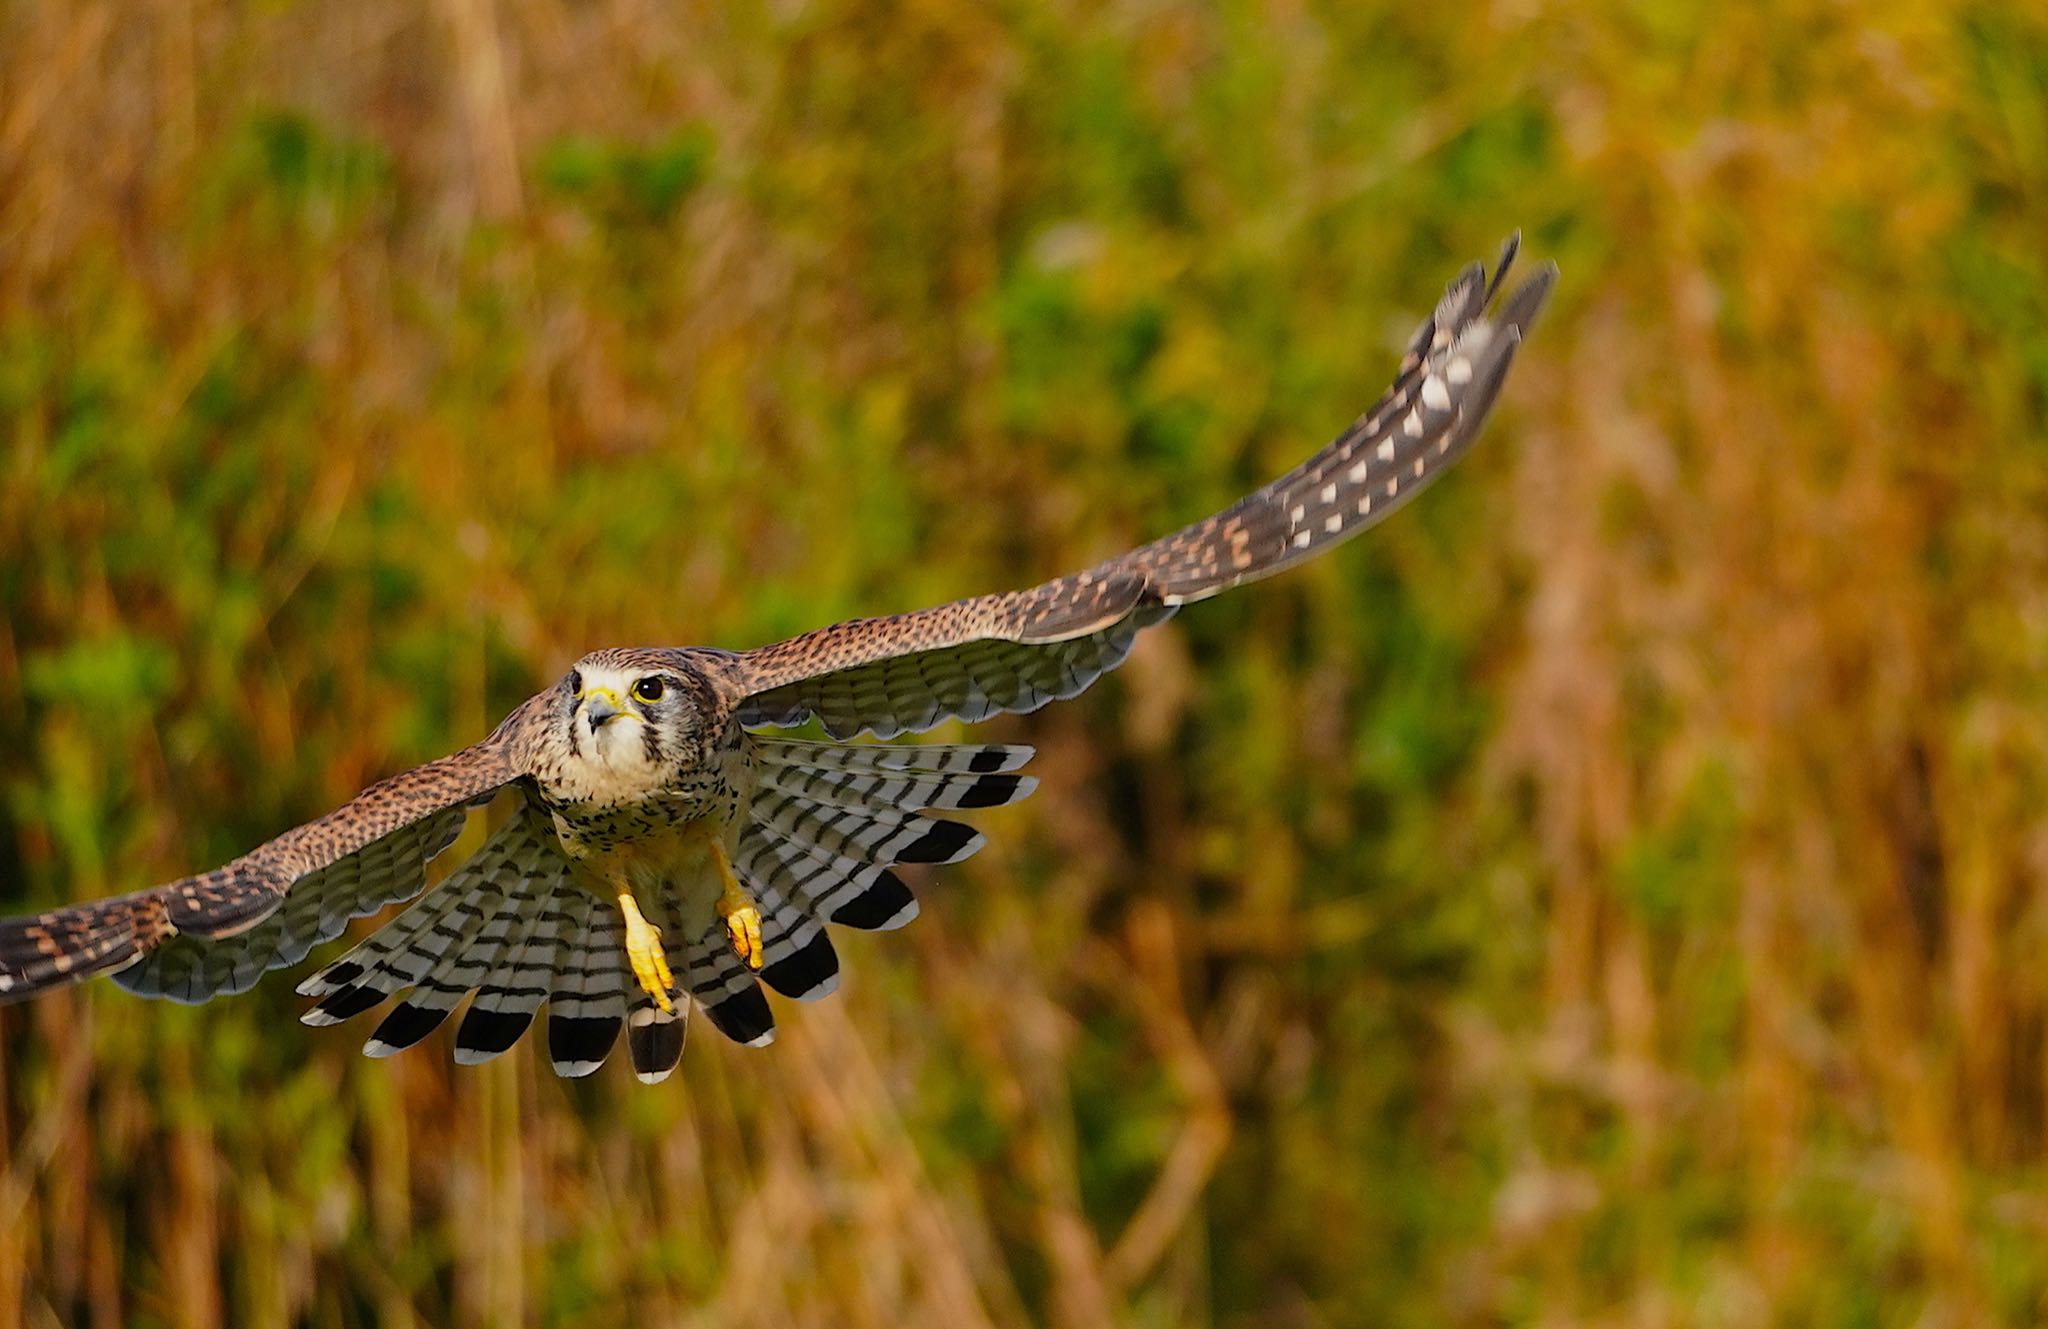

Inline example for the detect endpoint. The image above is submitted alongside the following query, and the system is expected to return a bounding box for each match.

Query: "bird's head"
[559,650,705,786]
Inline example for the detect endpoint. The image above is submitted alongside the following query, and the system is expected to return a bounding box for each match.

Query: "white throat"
[568,666,666,798]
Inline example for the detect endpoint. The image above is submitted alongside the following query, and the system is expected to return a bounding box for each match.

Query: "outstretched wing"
[723,236,1556,739]
[0,695,548,1005]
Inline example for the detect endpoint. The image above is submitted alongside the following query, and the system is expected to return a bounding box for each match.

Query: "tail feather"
[757,762,1037,815]
[721,737,1039,998]
[735,822,920,931]
[618,879,693,1084]
[625,987,687,1083]
[546,893,626,1078]
[749,792,984,869]
[454,885,573,1065]
[751,739,1034,776]
[733,862,841,1002]
[298,873,480,1022]
[755,910,839,1002]
[683,920,775,1047]
[299,800,574,1045]
[360,877,517,1058]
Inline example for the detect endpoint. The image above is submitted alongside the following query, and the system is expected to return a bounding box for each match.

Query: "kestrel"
[0,239,1553,1084]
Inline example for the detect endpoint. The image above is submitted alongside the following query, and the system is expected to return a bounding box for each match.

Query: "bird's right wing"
[719,236,1556,740]
[0,693,553,1005]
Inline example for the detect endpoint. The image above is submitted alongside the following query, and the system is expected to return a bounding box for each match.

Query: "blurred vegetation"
[1,0,2046,1325]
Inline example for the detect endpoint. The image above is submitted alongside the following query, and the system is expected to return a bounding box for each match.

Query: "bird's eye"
[632,677,666,704]
[568,670,584,696]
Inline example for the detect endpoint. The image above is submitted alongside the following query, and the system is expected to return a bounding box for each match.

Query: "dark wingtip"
[1484,231,1522,303]
[1496,260,1559,337]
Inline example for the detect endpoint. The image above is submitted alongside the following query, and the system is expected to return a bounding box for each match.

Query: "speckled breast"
[538,767,741,859]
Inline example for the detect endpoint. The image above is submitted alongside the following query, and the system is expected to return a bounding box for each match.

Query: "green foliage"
[536,127,714,225]
[2,1,2046,1327]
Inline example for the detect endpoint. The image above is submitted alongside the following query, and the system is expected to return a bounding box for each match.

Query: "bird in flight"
[0,238,1553,1084]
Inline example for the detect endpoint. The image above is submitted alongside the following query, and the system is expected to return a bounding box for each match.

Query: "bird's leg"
[706,834,764,971]
[615,887,676,1013]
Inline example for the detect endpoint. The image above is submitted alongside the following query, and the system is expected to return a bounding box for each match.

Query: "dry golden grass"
[2,1,2046,1325]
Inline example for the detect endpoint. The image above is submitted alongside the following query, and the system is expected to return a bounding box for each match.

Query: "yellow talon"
[617,891,676,1013]
[725,901,764,970]
[707,835,766,971]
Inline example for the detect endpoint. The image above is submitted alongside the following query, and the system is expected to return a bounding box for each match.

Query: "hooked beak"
[581,687,626,729]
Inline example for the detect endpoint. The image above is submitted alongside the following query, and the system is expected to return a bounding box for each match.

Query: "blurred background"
[1,0,2045,1325]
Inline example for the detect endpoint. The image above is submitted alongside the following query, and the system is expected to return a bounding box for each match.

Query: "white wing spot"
[1356,496,1372,515]
[1348,459,1369,482]
[1403,411,1425,438]
[1324,514,1343,534]
[1446,357,1474,386]
[1385,479,1399,498]
[1291,529,1313,549]
[1289,504,1305,524]
[1377,438,1396,462]
[1320,482,1337,504]
[1421,376,1451,411]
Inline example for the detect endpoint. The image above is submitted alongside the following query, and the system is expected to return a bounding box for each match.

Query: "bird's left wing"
[0,693,549,1005]
[717,237,1555,740]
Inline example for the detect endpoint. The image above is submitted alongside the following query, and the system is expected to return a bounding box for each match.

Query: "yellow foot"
[708,836,765,971]
[616,891,676,1013]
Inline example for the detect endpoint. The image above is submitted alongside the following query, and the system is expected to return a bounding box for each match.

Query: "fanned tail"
[294,799,646,1078]
[710,736,1038,1031]
[732,738,1036,932]
[281,740,1039,1081]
